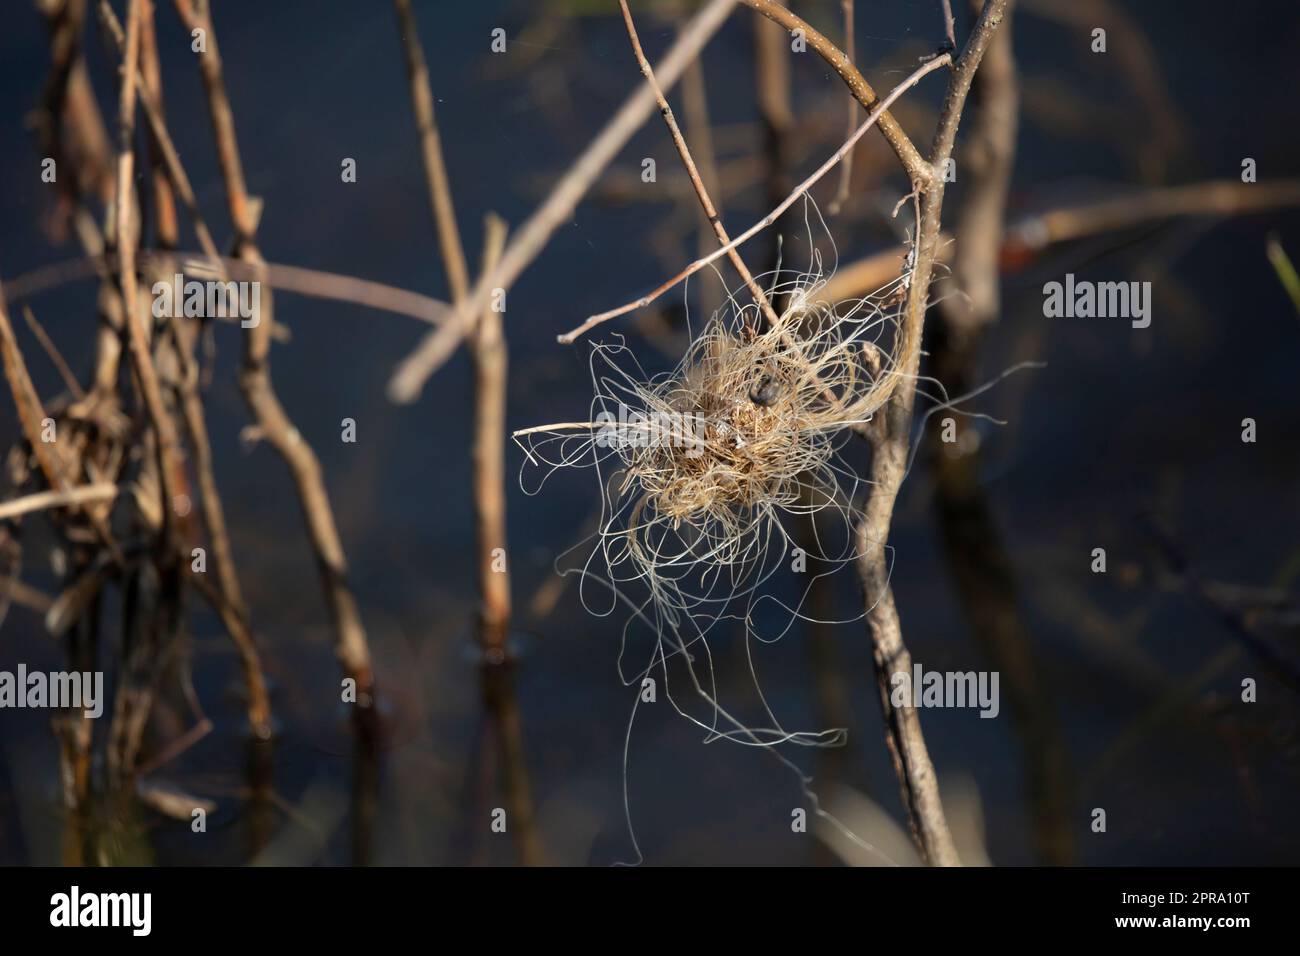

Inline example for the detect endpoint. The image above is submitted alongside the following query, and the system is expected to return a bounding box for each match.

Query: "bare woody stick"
[21,305,83,399]
[472,216,511,652]
[558,52,952,344]
[114,0,184,547]
[680,58,725,323]
[945,0,1018,341]
[737,0,931,186]
[4,253,452,328]
[827,0,857,215]
[172,0,375,700]
[391,2,515,654]
[138,0,177,249]
[855,0,1011,868]
[751,0,793,289]
[617,0,780,332]
[0,289,75,494]
[0,283,121,566]
[393,0,470,304]
[101,0,273,735]
[386,0,739,403]
[940,0,958,50]
[98,1,222,268]
[820,179,1300,302]
[0,484,120,522]
[615,0,857,412]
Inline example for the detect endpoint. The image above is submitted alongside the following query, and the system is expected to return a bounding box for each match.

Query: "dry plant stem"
[855,0,1010,868]
[138,0,177,249]
[1019,180,1300,248]
[22,305,84,399]
[393,0,470,304]
[173,0,374,695]
[392,2,513,650]
[618,0,779,332]
[1266,236,1300,315]
[0,326,68,485]
[736,0,930,185]
[620,1,847,409]
[473,217,511,650]
[101,0,272,734]
[822,179,1300,300]
[171,314,271,734]
[680,59,725,322]
[947,0,1017,340]
[99,1,222,267]
[941,0,958,49]
[36,0,112,230]
[828,0,857,214]
[927,0,1075,863]
[560,52,951,343]
[752,0,793,290]
[5,253,451,328]
[0,484,119,522]
[0,286,120,565]
[114,0,183,546]
[387,0,739,402]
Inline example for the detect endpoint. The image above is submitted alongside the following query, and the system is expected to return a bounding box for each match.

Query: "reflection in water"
[448,650,543,866]
[928,327,1075,865]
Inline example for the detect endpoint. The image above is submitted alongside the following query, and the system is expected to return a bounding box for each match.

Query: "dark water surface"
[1,1,1298,865]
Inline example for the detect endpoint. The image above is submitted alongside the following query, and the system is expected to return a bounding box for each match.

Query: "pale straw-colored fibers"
[516,217,915,864]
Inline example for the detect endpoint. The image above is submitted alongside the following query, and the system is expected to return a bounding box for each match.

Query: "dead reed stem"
[391,2,515,653]
[751,0,794,292]
[737,0,931,185]
[928,1,1074,864]
[387,0,740,402]
[828,0,857,215]
[5,253,450,329]
[0,484,120,522]
[472,216,512,652]
[172,0,375,700]
[943,0,1018,338]
[114,0,184,548]
[100,0,273,734]
[393,0,471,304]
[854,0,1013,868]
[99,0,221,267]
[138,0,177,249]
[618,0,780,332]
[819,179,1300,302]
[21,304,83,399]
[679,57,726,323]
[560,52,951,343]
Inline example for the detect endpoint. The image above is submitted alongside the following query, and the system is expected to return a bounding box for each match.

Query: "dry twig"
[386,0,739,402]
[172,0,375,700]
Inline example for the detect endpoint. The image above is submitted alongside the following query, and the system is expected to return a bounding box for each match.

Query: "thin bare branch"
[472,215,511,653]
[736,0,931,186]
[4,252,450,328]
[941,0,958,50]
[172,0,375,699]
[618,0,780,332]
[114,0,185,544]
[559,52,951,344]
[945,0,1018,339]
[21,305,84,399]
[393,0,471,303]
[0,484,120,522]
[854,0,1011,868]
[828,0,857,215]
[386,0,739,403]
[822,179,1300,302]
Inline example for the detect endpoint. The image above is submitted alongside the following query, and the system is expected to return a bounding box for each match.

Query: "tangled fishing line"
[516,207,923,863]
